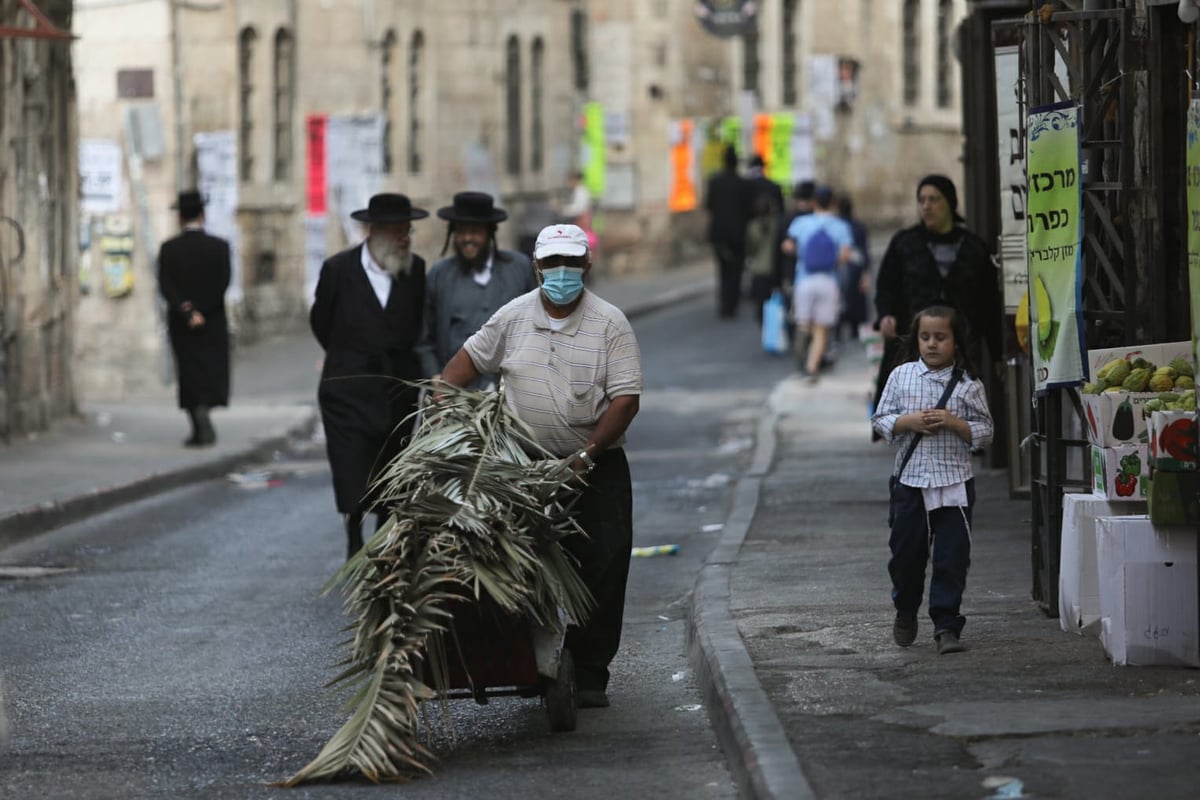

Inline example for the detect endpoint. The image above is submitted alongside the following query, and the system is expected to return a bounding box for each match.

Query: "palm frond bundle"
[279,385,593,786]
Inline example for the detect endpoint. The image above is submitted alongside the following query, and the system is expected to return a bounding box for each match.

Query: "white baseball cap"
[533,224,590,260]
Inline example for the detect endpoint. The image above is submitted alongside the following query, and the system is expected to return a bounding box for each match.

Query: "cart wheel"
[544,647,577,732]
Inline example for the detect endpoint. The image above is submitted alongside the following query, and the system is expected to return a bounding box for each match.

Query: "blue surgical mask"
[539,266,585,305]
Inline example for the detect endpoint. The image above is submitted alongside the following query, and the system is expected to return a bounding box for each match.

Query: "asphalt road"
[0,295,793,799]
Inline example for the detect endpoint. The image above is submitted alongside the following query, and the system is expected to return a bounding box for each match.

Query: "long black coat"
[310,245,425,514]
[872,223,1001,412]
[157,229,231,410]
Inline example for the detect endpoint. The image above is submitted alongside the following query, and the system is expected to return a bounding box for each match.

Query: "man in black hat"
[416,191,536,389]
[310,192,429,558]
[157,189,232,447]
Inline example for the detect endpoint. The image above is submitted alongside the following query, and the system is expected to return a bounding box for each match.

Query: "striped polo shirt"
[463,288,643,457]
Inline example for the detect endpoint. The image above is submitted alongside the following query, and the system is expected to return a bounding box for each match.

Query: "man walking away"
[782,186,855,383]
[157,190,231,447]
[705,145,750,318]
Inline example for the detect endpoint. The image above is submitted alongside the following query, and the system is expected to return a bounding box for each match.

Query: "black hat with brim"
[436,191,508,224]
[350,193,430,223]
[173,189,205,218]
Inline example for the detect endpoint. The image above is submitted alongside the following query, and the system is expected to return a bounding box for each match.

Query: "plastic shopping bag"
[762,290,787,355]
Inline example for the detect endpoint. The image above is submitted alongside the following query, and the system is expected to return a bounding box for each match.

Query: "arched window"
[238,27,257,182]
[381,29,397,174]
[936,0,954,109]
[408,30,424,175]
[781,0,799,106]
[531,38,545,173]
[272,28,295,181]
[505,35,522,175]
[902,0,920,107]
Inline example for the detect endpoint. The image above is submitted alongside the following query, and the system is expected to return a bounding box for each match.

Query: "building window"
[902,0,920,107]
[742,18,760,96]
[531,37,544,173]
[381,30,397,174]
[505,35,522,175]
[781,0,798,106]
[936,0,954,109]
[408,30,424,175]
[238,27,257,182]
[272,28,295,182]
[571,9,588,92]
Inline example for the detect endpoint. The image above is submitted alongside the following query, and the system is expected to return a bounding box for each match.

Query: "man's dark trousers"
[714,244,745,317]
[564,447,633,693]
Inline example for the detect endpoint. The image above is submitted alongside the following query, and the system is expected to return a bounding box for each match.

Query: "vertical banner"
[766,113,794,190]
[667,119,697,212]
[1025,101,1085,393]
[1188,96,1200,368]
[306,114,327,216]
[994,44,1028,314]
[581,102,606,201]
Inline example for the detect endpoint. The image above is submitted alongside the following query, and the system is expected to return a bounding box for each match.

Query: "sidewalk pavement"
[0,258,716,548]
[691,345,1200,800]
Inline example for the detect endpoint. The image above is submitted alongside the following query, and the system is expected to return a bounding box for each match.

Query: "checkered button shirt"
[871,361,994,488]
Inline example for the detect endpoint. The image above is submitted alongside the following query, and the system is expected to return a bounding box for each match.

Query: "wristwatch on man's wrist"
[577,449,596,472]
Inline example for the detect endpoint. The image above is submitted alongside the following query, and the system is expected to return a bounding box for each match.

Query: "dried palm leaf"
[278,384,592,786]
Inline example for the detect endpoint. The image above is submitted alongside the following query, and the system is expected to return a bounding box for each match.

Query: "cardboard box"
[1147,410,1197,472]
[1146,470,1200,527]
[1058,492,1146,636]
[1096,516,1199,667]
[1090,444,1149,502]
[1082,392,1155,447]
[1087,341,1195,380]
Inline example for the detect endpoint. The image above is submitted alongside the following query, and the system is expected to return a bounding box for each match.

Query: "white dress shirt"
[359,245,393,307]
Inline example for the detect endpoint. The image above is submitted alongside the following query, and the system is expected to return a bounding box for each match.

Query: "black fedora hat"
[437,191,508,224]
[350,193,430,223]
[172,189,205,218]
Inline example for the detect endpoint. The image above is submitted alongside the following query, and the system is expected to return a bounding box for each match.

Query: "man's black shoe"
[893,612,918,647]
[936,630,966,655]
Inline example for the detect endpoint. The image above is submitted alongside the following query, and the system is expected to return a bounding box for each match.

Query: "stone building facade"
[0,0,78,439]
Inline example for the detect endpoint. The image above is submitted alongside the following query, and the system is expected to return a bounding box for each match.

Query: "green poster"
[581,102,606,200]
[1026,101,1085,394]
[767,113,793,189]
[1188,97,1200,368]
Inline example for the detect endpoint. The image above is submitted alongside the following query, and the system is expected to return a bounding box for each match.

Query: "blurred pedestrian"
[310,193,429,559]
[837,194,872,341]
[417,191,537,389]
[157,189,231,448]
[871,175,1001,432]
[744,192,781,325]
[782,186,855,383]
[437,223,642,710]
[871,305,994,655]
[560,169,593,232]
[705,145,751,318]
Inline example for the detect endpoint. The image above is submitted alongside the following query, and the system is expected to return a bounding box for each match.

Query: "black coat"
[872,223,1001,413]
[310,245,425,513]
[157,229,231,410]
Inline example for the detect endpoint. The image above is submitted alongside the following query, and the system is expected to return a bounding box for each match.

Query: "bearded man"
[416,191,536,389]
[310,193,428,558]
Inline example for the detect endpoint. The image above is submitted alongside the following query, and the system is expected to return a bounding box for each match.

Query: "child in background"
[871,305,993,655]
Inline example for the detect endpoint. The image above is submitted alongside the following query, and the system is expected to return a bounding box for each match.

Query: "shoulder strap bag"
[890,367,963,490]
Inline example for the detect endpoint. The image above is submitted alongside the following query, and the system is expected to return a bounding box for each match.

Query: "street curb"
[0,411,318,550]
[686,404,816,800]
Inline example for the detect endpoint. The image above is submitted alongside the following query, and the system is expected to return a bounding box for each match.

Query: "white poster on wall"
[194,130,242,303]
[995,44,1028,313]
[808,55,839,140]
[790,113,816,183]
[79,139,124,214]
[325,113,386,244]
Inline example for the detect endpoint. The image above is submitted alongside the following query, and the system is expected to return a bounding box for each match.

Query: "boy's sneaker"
[893,612,918,647]
[935,630,966,655]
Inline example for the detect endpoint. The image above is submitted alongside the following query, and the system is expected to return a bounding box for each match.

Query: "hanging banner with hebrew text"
[1026,100,1085,394]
